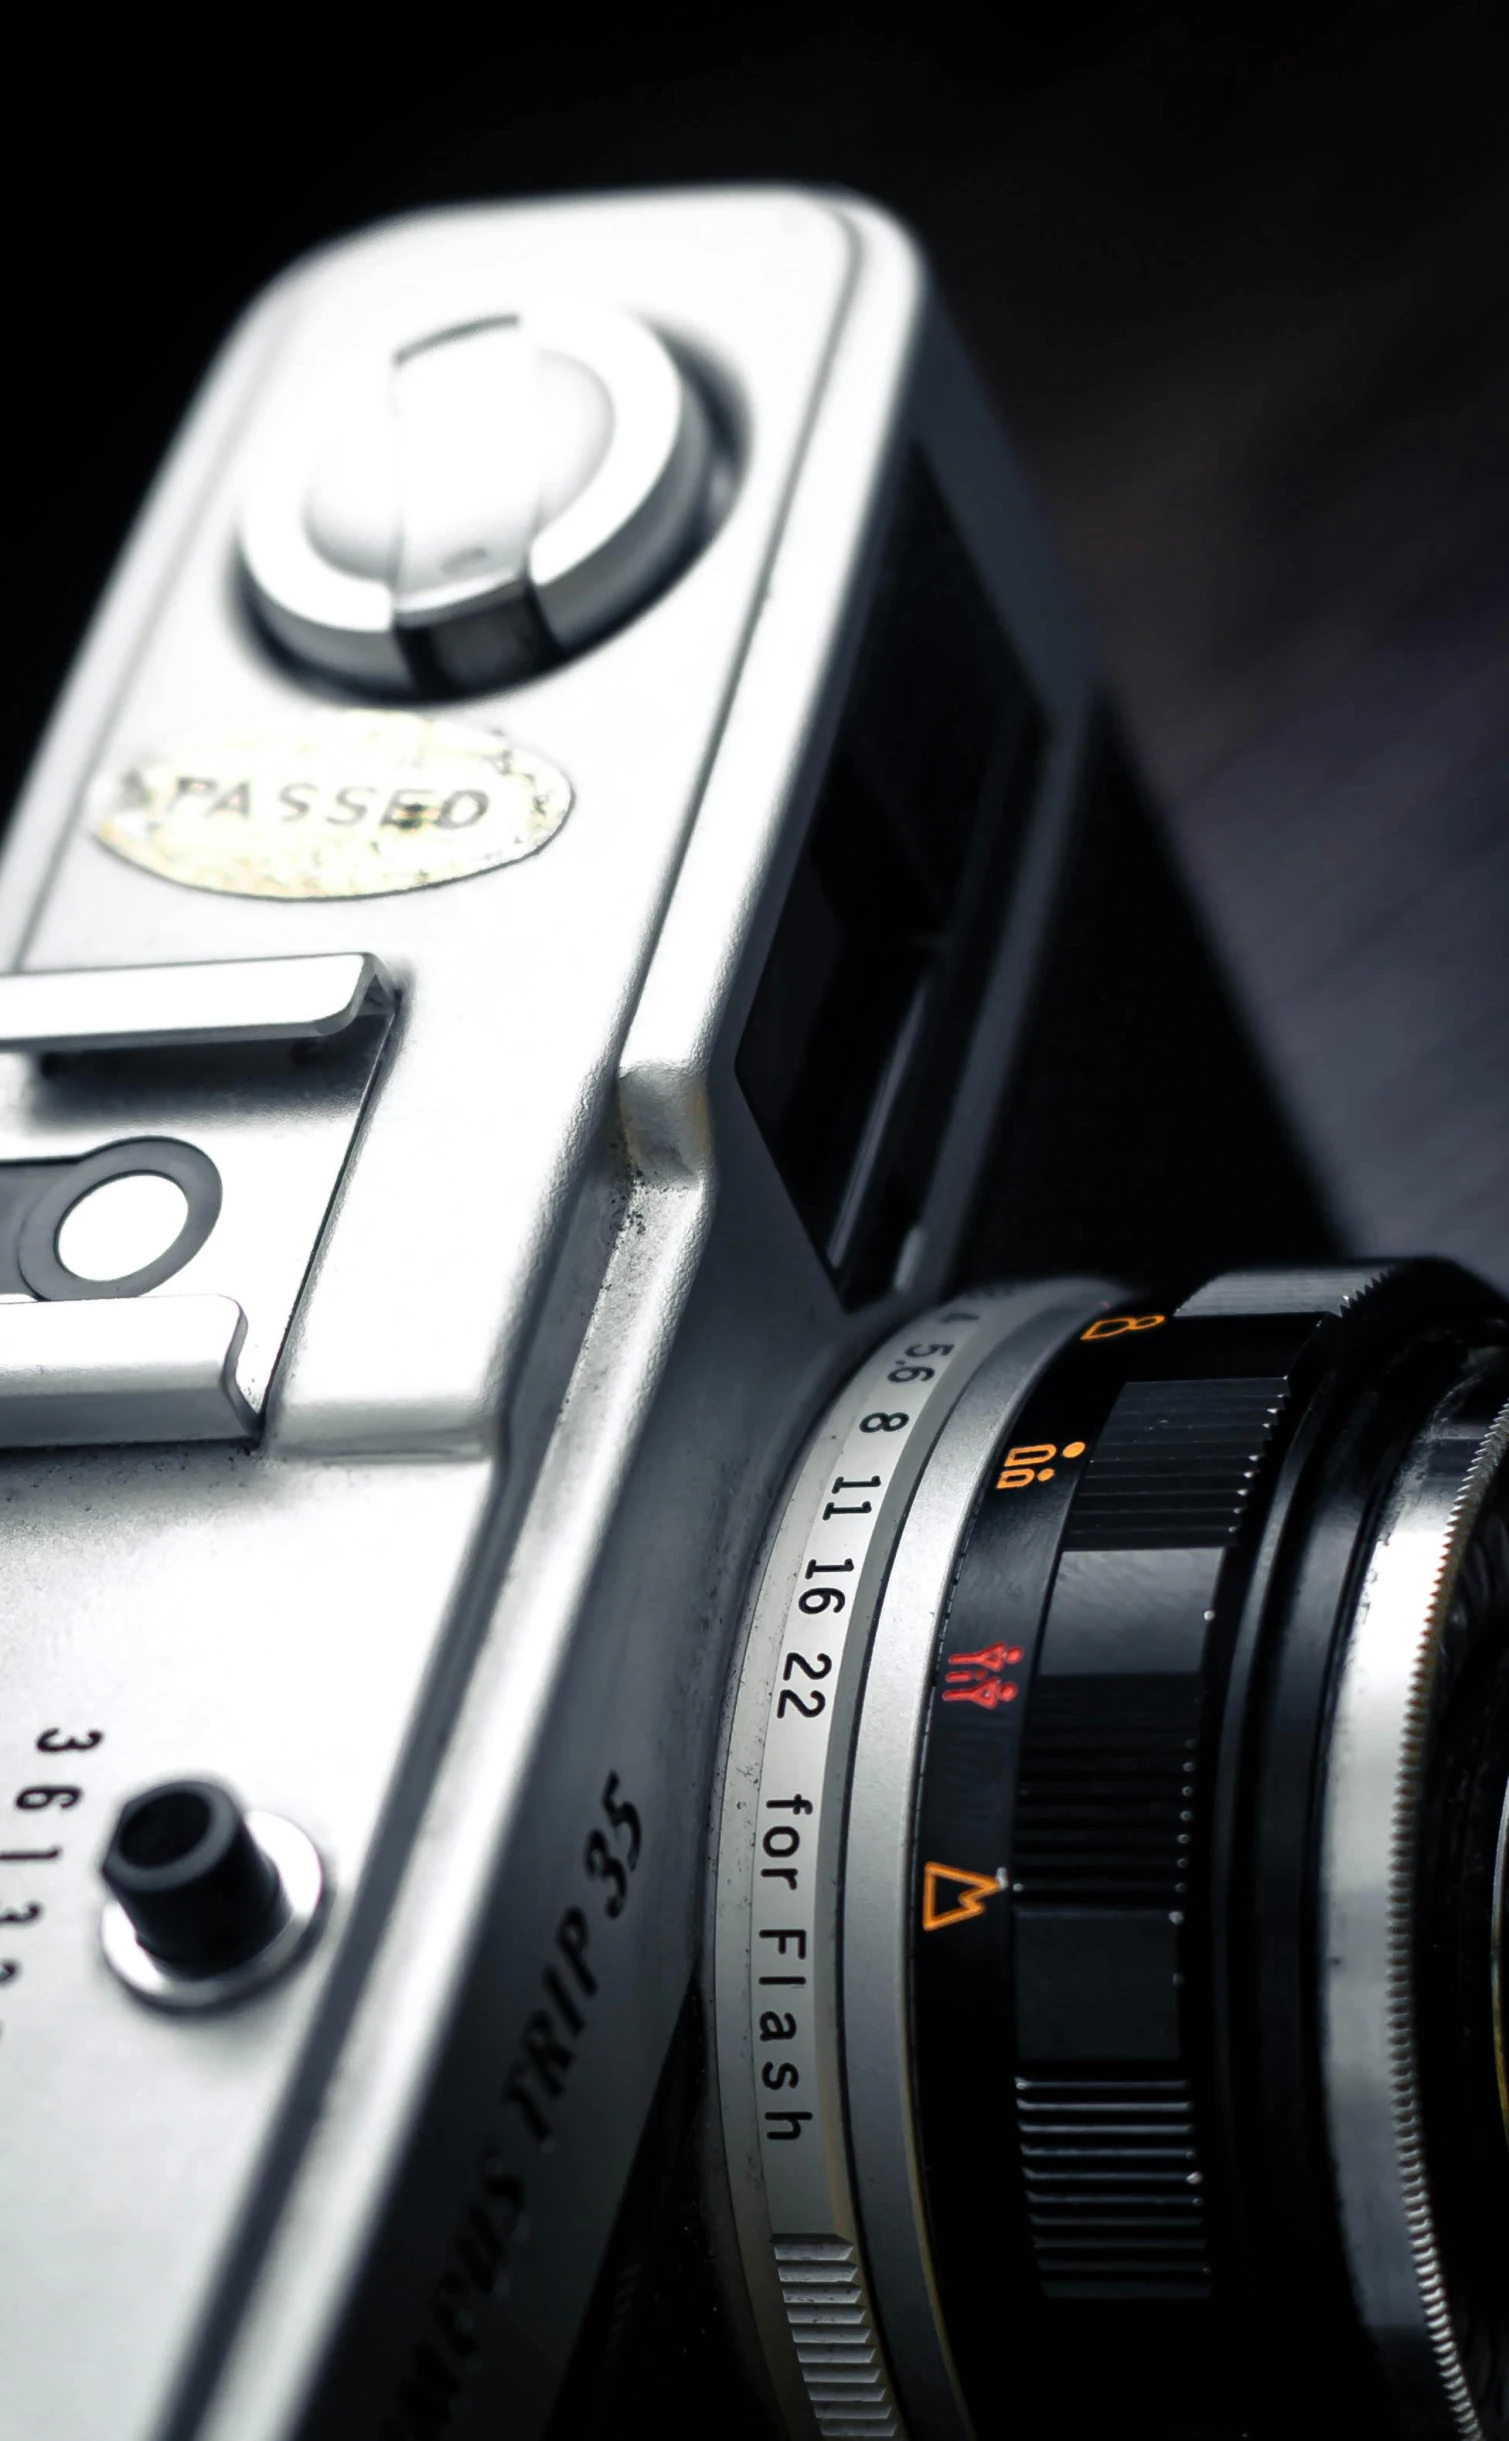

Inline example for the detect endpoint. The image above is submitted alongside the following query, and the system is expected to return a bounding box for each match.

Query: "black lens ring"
[906,1328,1130,2420]
[1217,1317,1477,2434]
[906,1260,1505,2440]
[17,1136,222,1301]
[1414,1478,1509,2428]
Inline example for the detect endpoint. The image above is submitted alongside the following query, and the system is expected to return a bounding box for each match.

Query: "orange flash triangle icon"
[921,1861,1005,1932]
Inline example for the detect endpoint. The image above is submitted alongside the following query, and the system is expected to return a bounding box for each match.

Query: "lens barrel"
[717,1261,1509,2441]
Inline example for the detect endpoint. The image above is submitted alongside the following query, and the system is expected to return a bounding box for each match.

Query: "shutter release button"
[100,1779,325,2009]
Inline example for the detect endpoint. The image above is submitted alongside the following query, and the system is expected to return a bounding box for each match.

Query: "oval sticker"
[87,711,573,900]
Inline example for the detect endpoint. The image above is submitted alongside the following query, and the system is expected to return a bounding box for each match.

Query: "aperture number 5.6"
[886,1338,954,1386]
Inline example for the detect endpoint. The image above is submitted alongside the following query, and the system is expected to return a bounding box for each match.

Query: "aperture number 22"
[776,1340,957,1724]
[780,1553,851,1719]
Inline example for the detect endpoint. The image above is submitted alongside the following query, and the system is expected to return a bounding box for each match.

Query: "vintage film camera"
[3,189,1507,2441]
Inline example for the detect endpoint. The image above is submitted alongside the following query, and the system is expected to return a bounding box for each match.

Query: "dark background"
[14,4,1509,1277]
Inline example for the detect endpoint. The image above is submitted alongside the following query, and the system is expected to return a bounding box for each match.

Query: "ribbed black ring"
[906,1260,1502,2440]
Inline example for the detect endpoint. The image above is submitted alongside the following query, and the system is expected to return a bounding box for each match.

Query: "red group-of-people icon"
[940,1642,1024,1708]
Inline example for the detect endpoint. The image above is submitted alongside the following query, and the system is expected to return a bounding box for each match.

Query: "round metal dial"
[239,302,711,695]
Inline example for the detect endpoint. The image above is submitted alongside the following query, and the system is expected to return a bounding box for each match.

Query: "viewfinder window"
[738,457,1046,1304]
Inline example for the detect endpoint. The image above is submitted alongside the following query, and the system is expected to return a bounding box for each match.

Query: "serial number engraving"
[0,1726,105,2012]
[88,711,572,900]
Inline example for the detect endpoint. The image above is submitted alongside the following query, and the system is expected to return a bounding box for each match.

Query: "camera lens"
[715,1261,1509,2440]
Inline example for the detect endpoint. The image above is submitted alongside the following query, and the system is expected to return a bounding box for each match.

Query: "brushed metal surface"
[0,189,1099,2441]
[0,953,391,1049]
[0,1293,252,1444]
[0,1012,391,1416]
[3,193,861,1459]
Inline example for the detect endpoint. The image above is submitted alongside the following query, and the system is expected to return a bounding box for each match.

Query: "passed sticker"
[87,711,573,900]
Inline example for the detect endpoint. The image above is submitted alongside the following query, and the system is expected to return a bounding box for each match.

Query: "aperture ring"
[903,1260,1487,2437]
[716,1284,1116,2441]
[721,1258,1508,2441]
[840,1292,1125,2441]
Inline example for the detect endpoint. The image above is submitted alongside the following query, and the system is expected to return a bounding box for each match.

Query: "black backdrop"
[11,2,1509,1278]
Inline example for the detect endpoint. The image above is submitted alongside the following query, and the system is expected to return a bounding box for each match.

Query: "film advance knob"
[240,304,712,695]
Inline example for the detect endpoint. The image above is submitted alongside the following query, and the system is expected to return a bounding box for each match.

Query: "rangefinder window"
[736,456,1044,1305]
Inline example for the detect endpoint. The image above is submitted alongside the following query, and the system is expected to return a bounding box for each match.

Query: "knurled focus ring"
[899,1261,1500,2437]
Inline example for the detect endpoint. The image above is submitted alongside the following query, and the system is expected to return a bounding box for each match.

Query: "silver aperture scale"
[715,1281,1114,2440]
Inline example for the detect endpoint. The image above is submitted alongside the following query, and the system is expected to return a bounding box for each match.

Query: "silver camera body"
[0,189,1326,2441]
